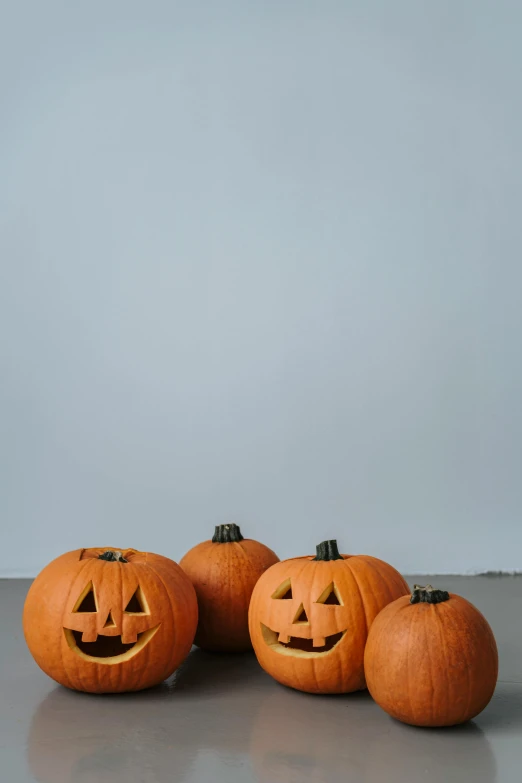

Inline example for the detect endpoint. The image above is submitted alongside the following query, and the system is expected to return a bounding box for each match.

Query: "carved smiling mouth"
[261,623,346,657]
[64,626,160,664]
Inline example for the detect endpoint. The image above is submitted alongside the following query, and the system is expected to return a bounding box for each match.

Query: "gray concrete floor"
[0,576,521,782]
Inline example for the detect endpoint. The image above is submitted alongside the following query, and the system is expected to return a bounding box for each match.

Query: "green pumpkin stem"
[98,550,128,563]
[314,540,343,561]
[212,524,244,543]
[410,584,450,604]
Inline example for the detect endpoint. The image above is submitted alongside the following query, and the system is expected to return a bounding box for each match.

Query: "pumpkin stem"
[314,540,343,561]
[410,584,450,604]
[98,550,128,563]
[212,524,244,543]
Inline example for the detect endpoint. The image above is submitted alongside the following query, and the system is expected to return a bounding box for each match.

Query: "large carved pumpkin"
[248,539,409,693]
[364,584,498,726]
[23,547,198,693]
[180,523,279,652]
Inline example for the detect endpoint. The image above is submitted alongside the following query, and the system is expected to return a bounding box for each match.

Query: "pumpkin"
[364,584,498,726]
[23,547,198,693]
[248,539,409,693]
[179,523,279,652]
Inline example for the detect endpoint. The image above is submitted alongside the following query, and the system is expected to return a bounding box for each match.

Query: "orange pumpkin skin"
[364,585,498,726]
[180,524,279,652]
[23,547,198,693]
[248,540,409,694]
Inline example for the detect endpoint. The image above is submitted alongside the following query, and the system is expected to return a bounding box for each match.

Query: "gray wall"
[1,1,521,577]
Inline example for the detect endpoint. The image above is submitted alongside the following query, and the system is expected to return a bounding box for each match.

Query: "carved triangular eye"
[74,582,97,613]
[315,582,342,605]
[271,579,292,600]
[124,586,148,613]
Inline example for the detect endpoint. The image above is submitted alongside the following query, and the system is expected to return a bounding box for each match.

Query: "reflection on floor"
[1,575,520,783]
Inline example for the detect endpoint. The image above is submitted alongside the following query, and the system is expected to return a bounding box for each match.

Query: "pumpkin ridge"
[361,556,405,606]
[154,556,197,677]
[432,599,452,722]
[146,562,182,680]
[236,541,257,606]
[361,556,409,597]
[422,608,436,725]
[228,544,249,643]
[343,560,370,641]
[447,599,474,724]
[380,600,405,706]
[406,607,417,724]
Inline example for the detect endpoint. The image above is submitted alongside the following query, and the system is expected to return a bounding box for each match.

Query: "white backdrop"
[1,1,521,576]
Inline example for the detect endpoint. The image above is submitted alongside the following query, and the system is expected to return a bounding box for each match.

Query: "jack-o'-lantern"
[248,540,409,694]
[23,547,198,693]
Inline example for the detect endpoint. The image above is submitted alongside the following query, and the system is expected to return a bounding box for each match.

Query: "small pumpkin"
[364,584,498,726]
[23,547,198,693]
[248,539,409,693]
[180,523,279,652]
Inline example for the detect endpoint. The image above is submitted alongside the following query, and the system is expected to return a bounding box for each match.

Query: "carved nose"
[103,610,116,628]
[292,603,309,624]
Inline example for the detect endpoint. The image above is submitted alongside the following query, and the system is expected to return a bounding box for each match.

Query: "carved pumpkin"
[180,523,279,651]
[248,539,409,693]
[364,584,498,726]
[23,547,198,693]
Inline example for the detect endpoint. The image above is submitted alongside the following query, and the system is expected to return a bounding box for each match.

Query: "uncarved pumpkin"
[248,539,409,693]
[23,547,198,693]
[180,524,279,652]
[364,584,498,726]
